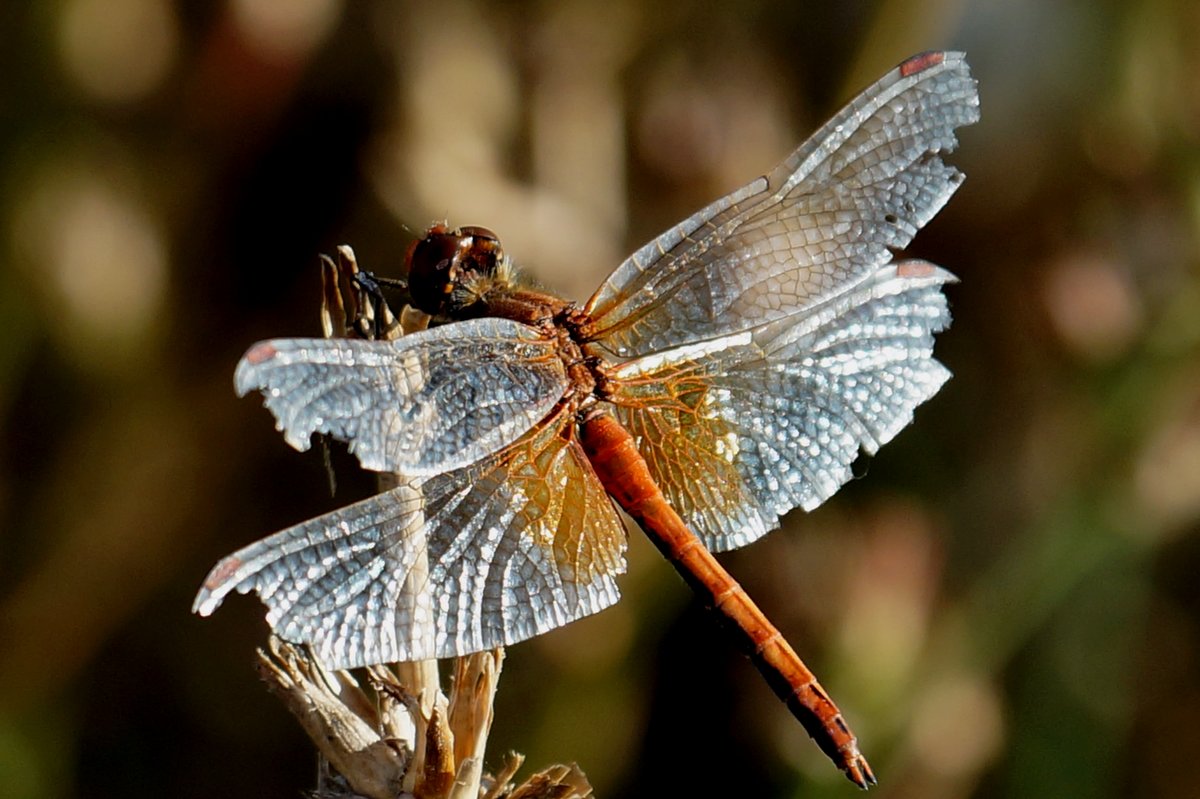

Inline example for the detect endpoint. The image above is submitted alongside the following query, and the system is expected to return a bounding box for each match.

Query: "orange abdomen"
[579,410,875,788]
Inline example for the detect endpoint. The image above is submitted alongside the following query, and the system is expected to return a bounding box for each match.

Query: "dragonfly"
[195,51,979,788]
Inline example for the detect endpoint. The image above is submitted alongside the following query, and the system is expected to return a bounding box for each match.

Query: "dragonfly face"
[405,223,508,316]
[195,51,979,787]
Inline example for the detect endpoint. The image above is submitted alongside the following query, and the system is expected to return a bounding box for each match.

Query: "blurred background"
[3,1,1199,797]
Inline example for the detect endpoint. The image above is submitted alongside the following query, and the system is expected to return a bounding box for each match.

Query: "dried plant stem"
[245,246,593,799]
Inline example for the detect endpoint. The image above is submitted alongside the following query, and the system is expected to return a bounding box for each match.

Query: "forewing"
[193,405,628,667]
[583,51,978,359]
[235,317,568,475]
[604,261,952,552]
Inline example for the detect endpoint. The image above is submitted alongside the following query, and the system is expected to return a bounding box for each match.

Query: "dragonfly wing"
[604,260,951,552]
[583,51,978,359]
[235,317,568,475]
[194,405,627,667]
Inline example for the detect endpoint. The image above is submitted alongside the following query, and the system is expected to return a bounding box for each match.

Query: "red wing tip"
[244,342,279,365]
[896,259,938,278]
[899,51,946,77]
[203,556,243,591]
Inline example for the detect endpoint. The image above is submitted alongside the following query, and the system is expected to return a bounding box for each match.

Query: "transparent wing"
[235,317,568,476]
[583,51,978,359]
[604,260,952,552]
[193,405,628,667]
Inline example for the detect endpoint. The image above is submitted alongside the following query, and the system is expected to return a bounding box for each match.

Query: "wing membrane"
[583,51,978,359]
[235,317,568,475]
[193,405,627,667]
[604,261,952,552]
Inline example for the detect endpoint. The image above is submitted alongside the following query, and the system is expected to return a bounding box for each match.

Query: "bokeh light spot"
[231,0,343,62]
[57,0,178,104]
[11,158,167,367]
[1042,252,1142,362]
[911,674,1005,778]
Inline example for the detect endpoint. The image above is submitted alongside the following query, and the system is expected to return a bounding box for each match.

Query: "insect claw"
[836,741,876,789]
[844,754,876,790]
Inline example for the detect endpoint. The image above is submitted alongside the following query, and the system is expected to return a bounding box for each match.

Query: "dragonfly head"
[405,223,506,317]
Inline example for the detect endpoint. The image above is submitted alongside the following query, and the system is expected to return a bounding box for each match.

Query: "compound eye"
[457,225,499,244]
[405,230,461,315]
